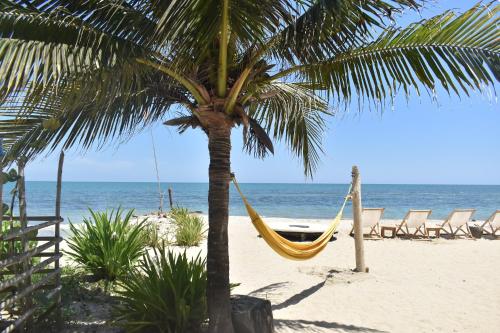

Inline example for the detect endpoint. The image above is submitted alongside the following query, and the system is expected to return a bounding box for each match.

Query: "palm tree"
[0,1,498,331]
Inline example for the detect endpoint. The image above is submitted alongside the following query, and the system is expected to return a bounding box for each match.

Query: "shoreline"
[8,182,500,222]
[53,215,490,238]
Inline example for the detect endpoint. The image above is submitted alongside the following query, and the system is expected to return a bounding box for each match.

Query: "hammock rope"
[231,174,352,260]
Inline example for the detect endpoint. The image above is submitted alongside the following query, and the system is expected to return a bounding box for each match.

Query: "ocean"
[1,182,499,223]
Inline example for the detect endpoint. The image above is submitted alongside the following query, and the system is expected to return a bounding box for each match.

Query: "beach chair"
[440,209,476,238]
[480,210,500,237]
[349,208,385,238]
[395,210,432,238]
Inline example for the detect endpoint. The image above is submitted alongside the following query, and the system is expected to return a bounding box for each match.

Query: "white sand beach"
[185,216,500,333]
[59,216,500,333]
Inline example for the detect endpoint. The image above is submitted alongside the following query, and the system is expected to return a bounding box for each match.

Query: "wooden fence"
[0,152,64,332]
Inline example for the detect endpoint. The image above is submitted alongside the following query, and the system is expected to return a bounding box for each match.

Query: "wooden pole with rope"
[168,187,174,209]
[351,166,367,273]
[150,131,164,212]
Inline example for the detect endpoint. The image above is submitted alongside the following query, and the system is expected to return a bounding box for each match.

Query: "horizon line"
[20,180,500,186]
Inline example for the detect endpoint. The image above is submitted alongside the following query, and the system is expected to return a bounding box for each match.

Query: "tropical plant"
[142,220,165,248]
[0,1,498,331]
[171,207,206,246]
[115,248,207,333]
[0,166,19,216]
[170,207,191,219]
[65,208,147,283]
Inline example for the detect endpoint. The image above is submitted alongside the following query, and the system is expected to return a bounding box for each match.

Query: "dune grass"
[170,208,205,247]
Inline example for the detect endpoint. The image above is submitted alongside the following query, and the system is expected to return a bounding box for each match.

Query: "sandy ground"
[59,216,500,333]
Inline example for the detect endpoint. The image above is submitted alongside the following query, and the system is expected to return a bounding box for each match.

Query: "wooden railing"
[0,151,64,332]
[0,216,63,332]
[0,216,62,333]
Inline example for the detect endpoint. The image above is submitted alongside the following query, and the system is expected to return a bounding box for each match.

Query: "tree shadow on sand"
[271,280,326,311]
[252,270,341,311]
[274,319,388,333]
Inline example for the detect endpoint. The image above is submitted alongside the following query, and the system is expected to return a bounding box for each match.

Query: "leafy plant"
[142,221,163,248]
[141,215,178,248]
[65,208,147,283]
[116,248,207,333]
[170,208,205,247]
[170,207,190,219]
[0,168,19,185]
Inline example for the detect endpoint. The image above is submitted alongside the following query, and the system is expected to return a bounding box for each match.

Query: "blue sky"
[25,1,500,185]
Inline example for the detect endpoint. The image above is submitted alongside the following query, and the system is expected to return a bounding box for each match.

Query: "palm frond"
[262,0,422,67]
[227,0,423,114]
[4,0,159,48]
[0,109,49,159]
[153,0,297,69]
[0,6,152,99]
[0,63,183,160]
[277,2,499,107]
[246,82,330,176]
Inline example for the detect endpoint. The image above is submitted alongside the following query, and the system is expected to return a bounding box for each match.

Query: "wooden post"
[159,192,164,213]
[18,158,33,331]
[55,151,64,328]
[150,131,164,212]
[168,187,173,209]
[8,177,16,259]
[351,166,367,273]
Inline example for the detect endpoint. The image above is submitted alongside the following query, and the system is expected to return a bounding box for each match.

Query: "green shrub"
[142,221,161,247]
[170,207,190,219]
[65,208,147,282]
[170,208,205,247]
[143,220,173,248]
[116,248,207,333]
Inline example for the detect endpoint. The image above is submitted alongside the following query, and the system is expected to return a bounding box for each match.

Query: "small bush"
[170,208,205,247]
[142,221,162,248]
[116,248,207,333]
[65,208,147,282]
[170,207,190,218]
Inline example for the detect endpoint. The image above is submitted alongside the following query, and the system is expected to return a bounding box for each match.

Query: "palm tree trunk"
[207,124,234,333]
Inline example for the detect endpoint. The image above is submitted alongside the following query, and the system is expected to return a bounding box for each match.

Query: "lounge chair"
[480,210,500,237]
[350,208,385,238]
[440,209,476,238]
[395,210,432,238]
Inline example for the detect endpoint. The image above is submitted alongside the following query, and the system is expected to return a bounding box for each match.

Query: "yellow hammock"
[232,175,351,260]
